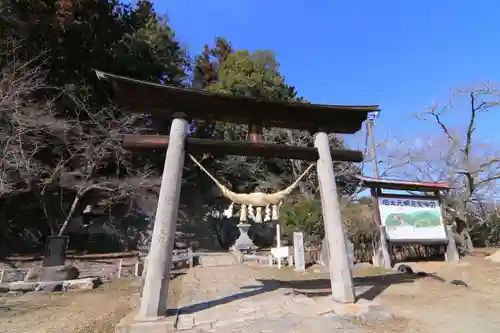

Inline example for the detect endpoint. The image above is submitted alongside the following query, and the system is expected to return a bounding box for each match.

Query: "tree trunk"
[454,215,474,253]
[31,182,56,235]
[462,228,474,252]
[57,191,82,236]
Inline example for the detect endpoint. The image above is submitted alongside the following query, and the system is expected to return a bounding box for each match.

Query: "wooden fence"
[0,248,199,283]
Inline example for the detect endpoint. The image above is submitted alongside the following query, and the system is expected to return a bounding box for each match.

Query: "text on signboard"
[380,199,436,208]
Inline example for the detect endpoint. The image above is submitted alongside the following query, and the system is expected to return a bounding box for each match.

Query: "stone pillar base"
[232,223,256,252]
[114,311,175,333]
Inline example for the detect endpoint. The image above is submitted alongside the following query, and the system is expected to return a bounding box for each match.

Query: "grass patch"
[352,266,394,277]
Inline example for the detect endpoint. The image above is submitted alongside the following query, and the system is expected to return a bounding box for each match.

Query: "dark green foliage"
[280,198,324,244]
[193,37,232,89]
[208,49,298,100]
[0,1,191,254]
[0,0,188,96]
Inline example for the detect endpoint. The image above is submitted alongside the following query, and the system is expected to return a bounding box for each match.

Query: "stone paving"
[172,253,388,333]
[118,252,500,332]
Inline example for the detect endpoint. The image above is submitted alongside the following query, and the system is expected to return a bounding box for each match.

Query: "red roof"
[357,175,453,191]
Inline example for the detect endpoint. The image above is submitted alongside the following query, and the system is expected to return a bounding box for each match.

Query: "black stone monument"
[43,236,69,267]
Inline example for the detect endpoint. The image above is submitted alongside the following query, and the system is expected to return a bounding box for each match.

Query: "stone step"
[198,253,238,267]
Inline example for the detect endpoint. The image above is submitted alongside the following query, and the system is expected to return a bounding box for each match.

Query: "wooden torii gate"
[95,70,380,322]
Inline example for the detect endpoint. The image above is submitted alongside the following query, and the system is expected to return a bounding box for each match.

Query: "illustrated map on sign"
[384,210,441,228]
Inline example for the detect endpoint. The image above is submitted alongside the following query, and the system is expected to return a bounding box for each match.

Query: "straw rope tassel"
[255,206,263,223]
[240,204,247,222]
[223,202,234,218]
[248,205,255,220]
[264,205,271,222]
[272,204,279,221]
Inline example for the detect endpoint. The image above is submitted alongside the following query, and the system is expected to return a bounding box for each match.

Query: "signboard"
[378,196,447,242]
[271,246,290,259]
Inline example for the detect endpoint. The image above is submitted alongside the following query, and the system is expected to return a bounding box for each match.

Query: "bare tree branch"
[0,53,157,236]
[377,83,500,251]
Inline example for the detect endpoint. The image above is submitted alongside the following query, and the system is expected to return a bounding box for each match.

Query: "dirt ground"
[0,279,138,333]
[0,269,187,333]
[1,250,500,333]
[371,254,500,332]
[306,249,500,332]
[243,249,500,333]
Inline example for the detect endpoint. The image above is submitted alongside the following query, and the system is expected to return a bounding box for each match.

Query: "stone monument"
[293,232,306,272]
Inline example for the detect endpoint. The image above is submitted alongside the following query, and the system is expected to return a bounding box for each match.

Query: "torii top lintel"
[94,70,380,134]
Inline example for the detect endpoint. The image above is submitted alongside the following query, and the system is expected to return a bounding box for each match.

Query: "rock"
[24,266,43,282]
[450,279,469,287]
[0,284,9,293]
[175,242,188,249]
[396,264,414,274]
[8,281,39,292]
[9,277,101,293]
[63,277,102,291]
[176,315,196,331]
[41,264,79,281]
[35,282,63,293]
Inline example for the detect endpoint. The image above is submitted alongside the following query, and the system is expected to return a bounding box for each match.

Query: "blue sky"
[151,0,500,177]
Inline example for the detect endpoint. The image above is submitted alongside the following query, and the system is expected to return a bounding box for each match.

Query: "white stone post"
[276,223,282,268]
[117,259,123,278]
[137,116,188,319]
[134,261,140,277]
[314,131,356,303]
[276,223,281,248]
[293,232,306,272]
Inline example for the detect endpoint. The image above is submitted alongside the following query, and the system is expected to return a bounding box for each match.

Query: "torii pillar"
[136,115,188,319]
[315,131,356,303]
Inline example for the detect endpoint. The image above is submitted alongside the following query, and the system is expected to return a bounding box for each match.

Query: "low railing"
[0,268,29,284]
[304,246,321,266]
[117,248,199,278]
[0,248,199,283]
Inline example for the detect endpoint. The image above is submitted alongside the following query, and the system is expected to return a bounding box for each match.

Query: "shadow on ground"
[168,271,446,316]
